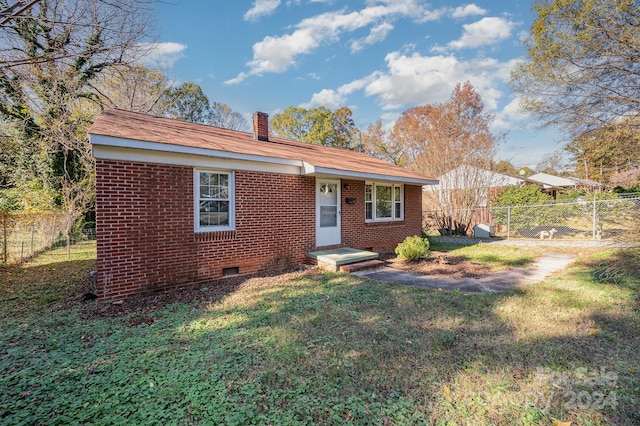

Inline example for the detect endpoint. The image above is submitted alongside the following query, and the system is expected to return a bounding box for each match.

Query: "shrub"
[492,184,557,234]
[395,235,430,261]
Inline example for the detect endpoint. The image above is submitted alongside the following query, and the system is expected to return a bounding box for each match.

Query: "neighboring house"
[422,165,524,236]
[89,109,437,301]
[425,165,524,207]
[526,172,601,198]
[565,176,603,191]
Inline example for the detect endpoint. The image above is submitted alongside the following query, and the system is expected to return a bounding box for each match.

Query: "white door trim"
[316,179,341,246]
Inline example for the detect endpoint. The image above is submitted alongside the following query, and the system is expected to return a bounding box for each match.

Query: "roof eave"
[303,162,438,186]
[90,133,438,185]
[90,134,304,168]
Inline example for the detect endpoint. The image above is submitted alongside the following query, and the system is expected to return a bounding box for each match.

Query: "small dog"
[536,228,557,239]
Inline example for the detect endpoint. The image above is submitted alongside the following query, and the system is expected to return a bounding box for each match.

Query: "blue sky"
[147,0,563,167]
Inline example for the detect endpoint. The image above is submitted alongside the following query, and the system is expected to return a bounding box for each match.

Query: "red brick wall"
[96,161,423,300]
[96,160,315,301]
[340,179,423,253]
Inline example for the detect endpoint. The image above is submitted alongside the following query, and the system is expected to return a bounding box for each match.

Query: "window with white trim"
[365,182,404,222]
[195,170,235,232]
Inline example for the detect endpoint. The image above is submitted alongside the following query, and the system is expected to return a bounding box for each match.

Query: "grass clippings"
[1,241,638,425]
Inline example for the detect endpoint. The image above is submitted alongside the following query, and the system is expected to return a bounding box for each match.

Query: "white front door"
[316,179,341,246]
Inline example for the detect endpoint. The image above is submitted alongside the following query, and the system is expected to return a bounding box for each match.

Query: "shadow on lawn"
[159,268,639,424]
[2,259,638,424]
[0,258,96,315]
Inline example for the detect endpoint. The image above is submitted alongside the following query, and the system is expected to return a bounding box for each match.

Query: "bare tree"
[92,64,173,115]
[536,151,569,175]
[511,0,640,137]
[0,0,154,155]
[362,119,406,166]
[331,106,361,151]
[209,102,249,131]
[0,0,154,255]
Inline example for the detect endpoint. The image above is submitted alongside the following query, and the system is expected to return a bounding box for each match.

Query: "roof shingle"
[89,108,436,185]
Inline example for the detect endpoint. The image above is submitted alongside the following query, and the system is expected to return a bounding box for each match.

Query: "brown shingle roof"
[89,108,436,184]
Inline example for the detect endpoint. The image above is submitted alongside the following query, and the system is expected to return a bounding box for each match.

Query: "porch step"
[308,247,379,272]
[339,260,384,273]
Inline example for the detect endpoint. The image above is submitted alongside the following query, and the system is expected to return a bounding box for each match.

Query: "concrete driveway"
[352,253,577,292]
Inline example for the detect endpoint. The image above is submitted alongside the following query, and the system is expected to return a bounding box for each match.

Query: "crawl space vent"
[222,266,240,277]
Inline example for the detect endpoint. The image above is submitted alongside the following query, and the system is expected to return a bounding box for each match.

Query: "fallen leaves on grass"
[383,252,492,278]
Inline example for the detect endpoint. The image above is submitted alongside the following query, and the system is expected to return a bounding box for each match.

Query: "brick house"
[89,109,437,300]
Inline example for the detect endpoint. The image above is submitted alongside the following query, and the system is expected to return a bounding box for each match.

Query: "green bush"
[395,236,430,261]
[492,184,556,234]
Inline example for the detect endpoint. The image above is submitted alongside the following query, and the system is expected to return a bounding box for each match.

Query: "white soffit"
[92,144,302,175]
[302,162,439,186]
[90,134,303,168]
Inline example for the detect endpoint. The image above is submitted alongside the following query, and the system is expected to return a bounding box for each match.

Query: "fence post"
[30,219,35,258]
[592,195,597,240]
[50,215,56,248]
[1,213,5,264]
[507,206,511,239]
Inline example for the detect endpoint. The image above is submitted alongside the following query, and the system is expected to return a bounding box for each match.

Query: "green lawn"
[0,241,638,425]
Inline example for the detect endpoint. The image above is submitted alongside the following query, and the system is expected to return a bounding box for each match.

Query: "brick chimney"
[252,111,269,141]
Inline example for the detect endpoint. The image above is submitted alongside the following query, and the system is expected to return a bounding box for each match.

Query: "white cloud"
[227,0,443,84]
[303,50,517,116]
[225,71,249,86]
[338,76,373,95]
[351,22,394,52]
[302,75,374,108]
[450,4,487,18]
[300,89,345,109]
[494,97,530,129]
[380,111,401,124]
[244,0,281,21]
[137,42,187,68]
[447,17,515,50]
[421,7,448,22]
[364,52,461,109]
[518,30,530,43]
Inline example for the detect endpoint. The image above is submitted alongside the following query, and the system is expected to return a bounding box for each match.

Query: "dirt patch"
[76,254,490,319]
[79,267,311,321]
[382,251,493,278]
[79,274,249,320]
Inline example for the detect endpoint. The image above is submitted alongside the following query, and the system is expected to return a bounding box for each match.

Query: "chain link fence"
[0,211,88,265]
[425,196,640,241]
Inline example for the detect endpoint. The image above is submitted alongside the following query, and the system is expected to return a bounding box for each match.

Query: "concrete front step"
[339,260,384,273]
[308,247,379,272]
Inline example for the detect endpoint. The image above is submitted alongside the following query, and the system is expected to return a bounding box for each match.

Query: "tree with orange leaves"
[367,81,501,235]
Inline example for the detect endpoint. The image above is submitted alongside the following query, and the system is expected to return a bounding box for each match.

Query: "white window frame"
[194,169,235,232]
[365,182,404,222]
